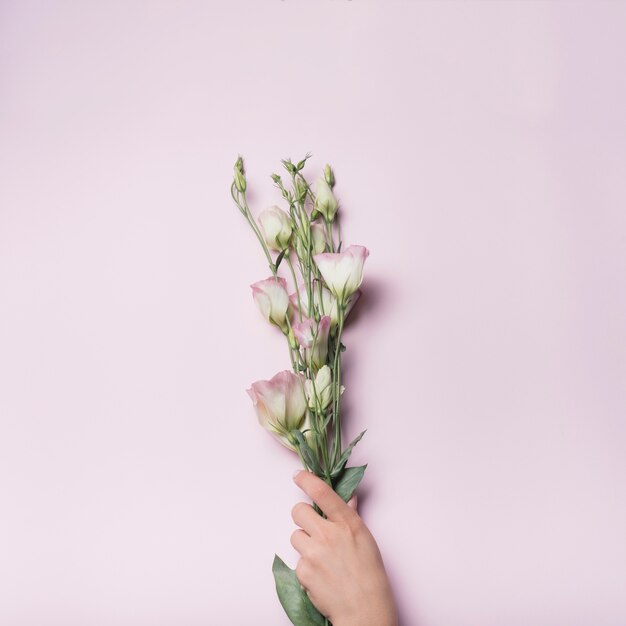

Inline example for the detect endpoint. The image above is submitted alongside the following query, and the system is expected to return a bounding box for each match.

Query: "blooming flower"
[247,370,310,451]
[292,315,331,369]
[251,277,291,333]
[258,206,292,251]
[314,177,338,222]
[313,245,369,306]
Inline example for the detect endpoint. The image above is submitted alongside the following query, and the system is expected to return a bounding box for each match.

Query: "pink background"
[1,2,625,625]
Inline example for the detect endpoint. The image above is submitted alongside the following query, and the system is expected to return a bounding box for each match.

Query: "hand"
[290,470,398,626]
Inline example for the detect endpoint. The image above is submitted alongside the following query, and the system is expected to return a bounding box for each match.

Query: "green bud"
[324,164,335,188]
[310,209,320,221]
[235,156,244,174]
[288,328,298,350]
[282,159,296,175]
[295,179,308,202]
[271,173,282,184]
[234,168,246,193]
[297,159,307,171]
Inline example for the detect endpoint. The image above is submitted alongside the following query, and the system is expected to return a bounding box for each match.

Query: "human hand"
[290,470,398,626]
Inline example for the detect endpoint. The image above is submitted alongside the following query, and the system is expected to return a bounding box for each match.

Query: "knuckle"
[290,502,306,520]
[339,515,362,538]
[295,558,311,584]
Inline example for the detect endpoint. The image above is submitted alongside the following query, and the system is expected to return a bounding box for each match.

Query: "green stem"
[331,306,345,467]
[285,254,303,322]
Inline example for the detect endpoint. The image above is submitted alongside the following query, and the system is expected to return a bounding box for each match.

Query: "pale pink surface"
[1,2,626,625]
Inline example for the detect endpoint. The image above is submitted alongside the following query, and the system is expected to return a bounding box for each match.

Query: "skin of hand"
[290,470,398,626]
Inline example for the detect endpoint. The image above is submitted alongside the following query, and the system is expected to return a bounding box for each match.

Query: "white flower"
[258,206,292,251]
[251,277,291,333]
[313,245,369,305]
[247,370,308,451]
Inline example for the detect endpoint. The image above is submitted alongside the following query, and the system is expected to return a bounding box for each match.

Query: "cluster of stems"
[231,155,346,488]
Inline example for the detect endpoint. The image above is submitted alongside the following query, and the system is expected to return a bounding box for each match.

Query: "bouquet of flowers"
[231,154,369,626]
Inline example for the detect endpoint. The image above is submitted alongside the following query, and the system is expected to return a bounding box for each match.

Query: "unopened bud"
[296,179,308,202]
[234,168,246,193]
[288,328,298,350]
[324,164,335,188]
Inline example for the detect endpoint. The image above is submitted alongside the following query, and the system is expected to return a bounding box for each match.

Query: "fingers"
[293,470,358,523]
[347,494,358,511]
[291,501,324,536]
[290,529,311,555]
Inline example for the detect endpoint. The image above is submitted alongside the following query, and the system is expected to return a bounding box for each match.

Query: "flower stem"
[331,306,345,467]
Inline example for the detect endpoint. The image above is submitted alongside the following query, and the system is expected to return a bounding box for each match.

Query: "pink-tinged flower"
[251,277,291,333]
[246,370,309,451]
[313,245,369,305]
[292,315,331,369]
[258,205,292,251]
[290,284,361,329]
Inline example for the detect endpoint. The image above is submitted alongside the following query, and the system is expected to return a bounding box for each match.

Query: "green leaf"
[272,555,326,626]
[275,248,287,271]
[333,465,367,502]
[331,430,366,479]
[291,430,322,477]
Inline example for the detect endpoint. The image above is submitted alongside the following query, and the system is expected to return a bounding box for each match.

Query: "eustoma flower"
[292,315,331,370]
[251,277,291,333]
[247,370,310,451]
[313,245,369,306]
[258,205,292,251]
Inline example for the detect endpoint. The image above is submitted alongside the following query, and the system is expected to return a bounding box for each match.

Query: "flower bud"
[234,168,246,193]
[295,179,308,203]
[292,315,331,369]
[304,365,343,412]
[258,206,292,251]
[288,327,298,350]
[310,222,328,255]
[314,177,338,222]
[324,164,335,188]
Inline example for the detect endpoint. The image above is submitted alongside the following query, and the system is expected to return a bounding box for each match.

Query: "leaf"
[333,465,367,502]
[291,430,322,477]
[272,555,326,626]
[274,248,287,271]
[330,430,366,479]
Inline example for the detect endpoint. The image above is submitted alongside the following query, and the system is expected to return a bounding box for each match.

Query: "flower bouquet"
[231,155,369,626]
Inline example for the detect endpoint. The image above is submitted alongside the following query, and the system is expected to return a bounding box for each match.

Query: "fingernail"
[293,469,302,480]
